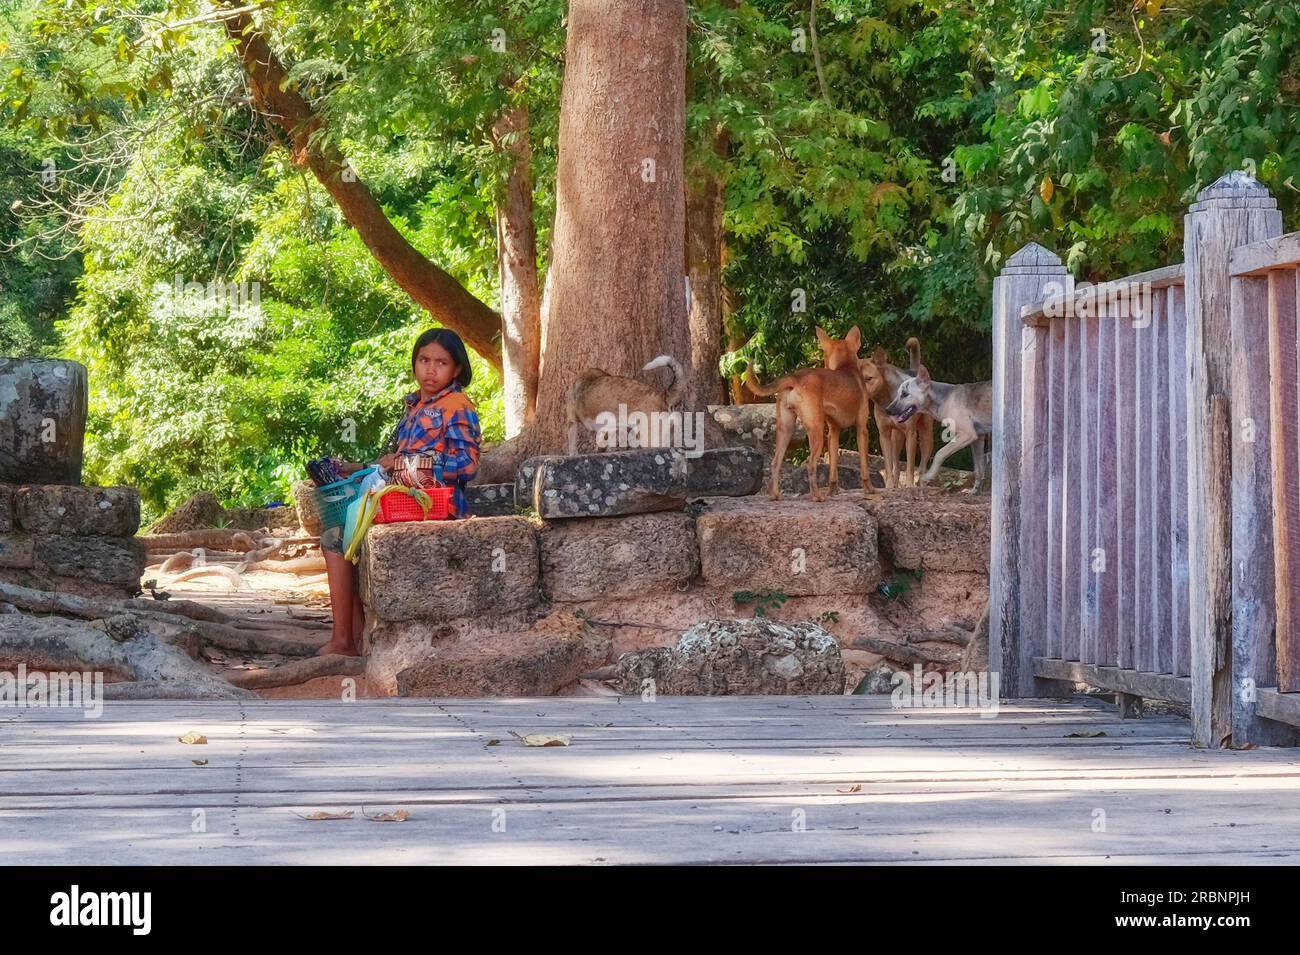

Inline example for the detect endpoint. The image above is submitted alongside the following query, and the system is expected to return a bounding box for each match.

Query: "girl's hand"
[378,453,398,470]
[337,461,365,475]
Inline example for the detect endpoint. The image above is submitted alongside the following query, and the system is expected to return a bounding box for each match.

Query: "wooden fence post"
[991,242,1069,697]
[1183,172,1282,748]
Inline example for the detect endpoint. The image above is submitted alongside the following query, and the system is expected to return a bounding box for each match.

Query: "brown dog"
[860,337,934,488]
[566,355,686,451]
[745,326,872,502]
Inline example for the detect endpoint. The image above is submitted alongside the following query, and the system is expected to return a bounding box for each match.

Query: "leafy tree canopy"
[3,0,1298,516]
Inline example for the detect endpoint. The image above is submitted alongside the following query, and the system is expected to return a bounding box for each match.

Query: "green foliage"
[733,588,789,617]
[4,0,1300,511]
[875,568,922,601]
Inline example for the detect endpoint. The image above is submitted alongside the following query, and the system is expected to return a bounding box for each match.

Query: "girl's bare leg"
[320,549,362,656]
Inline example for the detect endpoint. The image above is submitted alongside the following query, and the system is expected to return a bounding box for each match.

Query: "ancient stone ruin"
[358,443,991,697]
[0,365,989,700]
[0,360,144,599]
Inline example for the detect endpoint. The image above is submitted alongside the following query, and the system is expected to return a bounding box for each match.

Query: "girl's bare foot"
[317,637,361,657]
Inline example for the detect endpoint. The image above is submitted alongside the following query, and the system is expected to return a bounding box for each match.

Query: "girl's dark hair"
[411,328,472,388]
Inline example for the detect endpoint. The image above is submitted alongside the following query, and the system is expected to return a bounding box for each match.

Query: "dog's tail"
[906,337,922,372]
[744,365,794,398]
[642,355,686,407]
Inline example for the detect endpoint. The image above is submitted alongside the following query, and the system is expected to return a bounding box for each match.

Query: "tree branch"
[221,6,504,368]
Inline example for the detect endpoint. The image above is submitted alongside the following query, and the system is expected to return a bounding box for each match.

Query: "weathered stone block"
[395,629,588,697]
[771,458,887,495]
[863,494,990,572]
[0,534,35,568]
[468,482,516,517]
[14,485,141,537]
[695,497,879,596]
[526,448,687,519]
[615,618,845,695]
[514,458,542,509]
[360,516,539,622]
[0,358,87,485]
[687,446,764,497]
[33,534,145,585]
[708,403,806,455]
[540,512,698,601]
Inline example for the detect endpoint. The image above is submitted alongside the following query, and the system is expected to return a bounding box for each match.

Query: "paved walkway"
[4,695,1299,864]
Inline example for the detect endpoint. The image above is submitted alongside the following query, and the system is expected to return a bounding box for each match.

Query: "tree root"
[225,654,364,689]
[141,529,266,553]
[235,555,326,575]
[166,565,253,590]
[0,613,253,699]
[850,636,962,667]
[0,581,324,658]
[104,680,257,701]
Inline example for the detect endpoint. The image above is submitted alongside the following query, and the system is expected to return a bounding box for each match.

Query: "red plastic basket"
[374,486,453,523]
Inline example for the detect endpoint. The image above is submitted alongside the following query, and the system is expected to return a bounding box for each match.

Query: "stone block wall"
[0,484,145,597]
[359,484,989,697]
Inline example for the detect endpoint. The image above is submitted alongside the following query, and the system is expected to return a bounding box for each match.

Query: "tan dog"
[745,326,872,502]
[566,355,686,450]
[859,337,934,488]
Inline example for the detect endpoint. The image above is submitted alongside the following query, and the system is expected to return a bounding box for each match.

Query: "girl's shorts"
[320,525,344,554]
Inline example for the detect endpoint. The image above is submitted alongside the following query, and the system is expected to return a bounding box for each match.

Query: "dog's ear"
[917,364,932,383]
[871,346,888,364]
[845,326,861,352]
[814,326,831,351]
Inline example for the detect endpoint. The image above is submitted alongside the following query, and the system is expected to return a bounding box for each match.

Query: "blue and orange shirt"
[387,382,481,518]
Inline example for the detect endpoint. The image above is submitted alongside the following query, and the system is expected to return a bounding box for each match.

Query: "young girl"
[318,328,482,657]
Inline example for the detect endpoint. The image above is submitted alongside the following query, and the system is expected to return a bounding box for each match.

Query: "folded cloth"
[306,456,346,487]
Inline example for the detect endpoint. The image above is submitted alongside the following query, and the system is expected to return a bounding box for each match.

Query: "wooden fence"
[990,172,1300,748]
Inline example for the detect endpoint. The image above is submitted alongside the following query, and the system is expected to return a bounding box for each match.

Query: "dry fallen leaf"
[295,810,355,821]
[178,731,207,745]
[1065,730,1107,738]
[836,784,862,794]
[516,732,572,747]
[191,759,208,766]
[485,739,501,746]
[365,809,410,823]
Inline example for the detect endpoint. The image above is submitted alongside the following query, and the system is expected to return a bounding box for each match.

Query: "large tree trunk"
[531,0,690,451]
[685,128,729,408]
[222,7,503,369]
[493,104,542,437]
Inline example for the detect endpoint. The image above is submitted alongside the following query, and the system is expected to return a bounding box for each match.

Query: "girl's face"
[414,341,460,397]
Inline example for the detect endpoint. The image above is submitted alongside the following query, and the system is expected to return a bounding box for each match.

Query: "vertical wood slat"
[1078,311,1097,663]
[1115,302,1137,671]
[1150,290,1172,672]
[1133,297,1150,670]
[1230,274,1281,746]
[1046,320,1066,661]
[1095,316,1119,667]
[1062,315,1082,661]
[1167,284,1192,678]
[1268,268,1300,694]
[1018,312,1053,689]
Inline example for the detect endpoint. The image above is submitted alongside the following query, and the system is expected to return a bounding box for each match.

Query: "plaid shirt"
[382,382,481,518]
